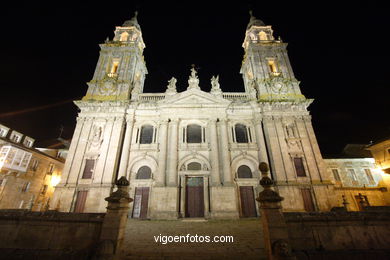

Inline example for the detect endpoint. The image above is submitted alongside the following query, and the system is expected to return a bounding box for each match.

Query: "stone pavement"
[119,218,265,260]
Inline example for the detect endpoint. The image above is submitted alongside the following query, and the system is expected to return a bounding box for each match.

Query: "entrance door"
[185,177,204,218]
[132,187,149,219]
[239,186,257,217]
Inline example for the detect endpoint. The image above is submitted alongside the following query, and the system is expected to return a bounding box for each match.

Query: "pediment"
[159,89,230,106]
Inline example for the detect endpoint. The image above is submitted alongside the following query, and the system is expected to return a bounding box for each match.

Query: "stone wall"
[285,209,390,259]
[0,210,104,260]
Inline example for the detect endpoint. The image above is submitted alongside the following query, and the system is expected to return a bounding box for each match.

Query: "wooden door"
[301,188,315,212]
[74,190,88,213]
[132,187,150,219]
[185,177,204,218]
[239,186,257,217]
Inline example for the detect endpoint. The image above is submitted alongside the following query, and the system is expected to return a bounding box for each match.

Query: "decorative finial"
[249,10,254,18]
[134,11,138,18]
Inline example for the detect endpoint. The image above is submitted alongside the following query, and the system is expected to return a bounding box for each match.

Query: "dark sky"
[0,1,389,155]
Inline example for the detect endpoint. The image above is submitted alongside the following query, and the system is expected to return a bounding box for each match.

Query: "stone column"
[218,119,232,185]
[156,120,169,186]
[209,119,221,185]
[256,162,296,260]
[167,119,179,186]
[254,118,269,168]
[95,177,133,260]
[117,119,134,178]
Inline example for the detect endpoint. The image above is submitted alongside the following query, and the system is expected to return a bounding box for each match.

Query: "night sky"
[0,1,389,155]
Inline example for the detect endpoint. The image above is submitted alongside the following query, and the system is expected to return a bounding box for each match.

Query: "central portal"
[185,177,204,218]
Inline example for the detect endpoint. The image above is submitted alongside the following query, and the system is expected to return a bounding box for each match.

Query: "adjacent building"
[0,124,65,211]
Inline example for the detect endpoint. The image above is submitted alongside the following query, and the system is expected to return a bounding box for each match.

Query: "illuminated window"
[120,32,129,41]
[294,157,306,177]
[268,59,279,76]
[108,59,120,77]
[332,169,341,181]
[259,31,268,41]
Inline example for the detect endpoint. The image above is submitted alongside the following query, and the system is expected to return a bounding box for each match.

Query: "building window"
[82,159,95,179]
[47,163,54,175]
[139,125,154,144]
[108,59,120,77]
[0,127,8,137]
[364,169,374,183]
[259,31,268,41]
[120,32,129,41]
[11,134,21,143]
[237,165,253,178]
[136,166,151,179]
[267,59,280,76]
[21,182,30,192]
[187,162,202,171]
[41,185,48,195]
[348,169,357,181]
[294,157,306,177]
[186,124,202,143]
[30,159,39,171]
[332,169,341,181]
[235,124,249,143]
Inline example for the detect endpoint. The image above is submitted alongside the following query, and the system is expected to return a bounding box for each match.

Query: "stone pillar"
[156,120,169,186]
[256,162,296,260]
[117,119,134,178]
[218,119,232,185]
[254,118,269,167]
[167,119,179,186]
[95,177,133,260]
[209,119,221,185]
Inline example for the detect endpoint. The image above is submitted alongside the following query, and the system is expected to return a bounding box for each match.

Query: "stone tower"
[240,12,333,211]
[52,13,147,212]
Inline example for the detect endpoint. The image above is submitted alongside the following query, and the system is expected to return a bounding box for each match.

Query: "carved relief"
[88,124,104,153]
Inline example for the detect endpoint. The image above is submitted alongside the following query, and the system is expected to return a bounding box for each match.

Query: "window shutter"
[187,125,202,143]
[82,159,95,179]
[140,125,154,144]
[294,157,306,177]
[235,124,248,143]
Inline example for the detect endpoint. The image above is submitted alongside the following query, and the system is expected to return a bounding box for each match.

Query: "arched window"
[237,165,252,178]
[136,166,151,179]
[259,31,268,41]
[235,124,248,143]
[140,125,154,144]
[187,162,201,171]
[187,124,202,143]
[120,32,129,41]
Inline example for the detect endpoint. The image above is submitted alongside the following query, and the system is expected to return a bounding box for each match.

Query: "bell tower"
[83,12,147,101]
[240,11,305,101]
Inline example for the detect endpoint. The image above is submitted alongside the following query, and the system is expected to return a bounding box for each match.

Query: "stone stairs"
[119,218,265,260]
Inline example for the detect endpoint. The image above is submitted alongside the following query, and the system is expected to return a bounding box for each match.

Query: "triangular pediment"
[159,88,230,106]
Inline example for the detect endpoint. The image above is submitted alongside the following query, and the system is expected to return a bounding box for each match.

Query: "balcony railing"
[222,92,249,101]
[138,93,166,102]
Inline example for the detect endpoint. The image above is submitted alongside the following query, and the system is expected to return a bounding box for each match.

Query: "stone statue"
[166,77,177,95]
[89,125,104,151]
[210,75,222,96]
[188,67,200,90]
[249,80,257,99]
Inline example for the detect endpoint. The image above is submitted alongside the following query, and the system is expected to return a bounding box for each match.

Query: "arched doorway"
[237,165,257,218]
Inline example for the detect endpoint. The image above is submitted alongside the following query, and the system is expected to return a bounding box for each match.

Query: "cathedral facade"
[52,13,336,219]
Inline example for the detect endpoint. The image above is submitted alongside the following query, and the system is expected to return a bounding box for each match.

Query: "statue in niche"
[187,66,200,90]
[249,80,258,99]
[89,125,104,151]
[131,74,142,100]
[166,77,177,95]
[210,75,222,95]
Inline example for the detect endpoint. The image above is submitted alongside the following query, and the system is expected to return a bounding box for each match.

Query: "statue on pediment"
[166,77,177,95]
[210,75,222,96]
[188,67,200,90]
